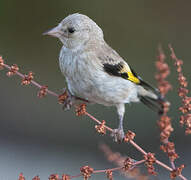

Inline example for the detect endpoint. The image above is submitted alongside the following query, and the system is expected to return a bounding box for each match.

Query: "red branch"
[0,56,187,180]
[169,45,191,135]
[155,46,179,172]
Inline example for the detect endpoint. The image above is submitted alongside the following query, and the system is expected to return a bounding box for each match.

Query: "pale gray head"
[43,13,104,49]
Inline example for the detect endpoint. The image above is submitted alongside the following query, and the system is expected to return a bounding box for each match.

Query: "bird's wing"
[97,44,140,84]
[97,43,158,92]
[101,57,158,92]
[102,60,141,84]
[96,44,165,114]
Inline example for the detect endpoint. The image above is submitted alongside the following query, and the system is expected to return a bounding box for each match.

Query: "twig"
[0,56,187,180]
[169,44,191,135]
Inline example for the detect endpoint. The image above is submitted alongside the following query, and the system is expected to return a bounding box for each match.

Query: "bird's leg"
[62,88,75,111]
[111,104,125,142]
[62,88,89,110]
[112,115,125,142]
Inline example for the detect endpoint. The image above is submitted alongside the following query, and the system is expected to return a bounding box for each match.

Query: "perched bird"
[44,13,164,142]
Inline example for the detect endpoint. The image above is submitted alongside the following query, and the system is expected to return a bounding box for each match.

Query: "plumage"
[44,13,165,142]
[103,62,140,84]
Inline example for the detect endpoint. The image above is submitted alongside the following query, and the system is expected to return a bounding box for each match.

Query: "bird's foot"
[111,128,125,143]
[62,89,75,111]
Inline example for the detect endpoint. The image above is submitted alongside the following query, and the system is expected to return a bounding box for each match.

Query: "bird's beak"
[43,25,62,38]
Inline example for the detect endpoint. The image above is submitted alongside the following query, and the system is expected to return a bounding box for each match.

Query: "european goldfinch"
[44,13,164,142]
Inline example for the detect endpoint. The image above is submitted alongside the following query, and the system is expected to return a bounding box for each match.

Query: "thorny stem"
[156,160,172,171]
[69,160,146,179]
[129,140,147,155]
[170,161,176,170]
[169,44,191,135]
[70,174,82,179]
[156,160,187,180]
[93,167,122,174]
[93,159,145,174]
[85,111,113,132]
[0,59,187,180]
[86,112,186,179]
[3,64,59,97]
[155,46,178,171]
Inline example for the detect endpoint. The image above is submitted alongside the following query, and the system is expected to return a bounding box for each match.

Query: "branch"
[0,56,187,180]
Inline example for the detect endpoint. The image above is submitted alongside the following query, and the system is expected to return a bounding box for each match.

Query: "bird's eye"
[68,27,75,33]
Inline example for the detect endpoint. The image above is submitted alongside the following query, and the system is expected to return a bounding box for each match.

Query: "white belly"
[59,46,139,106]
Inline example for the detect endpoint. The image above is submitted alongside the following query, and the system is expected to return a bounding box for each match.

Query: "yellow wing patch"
[127,71,140,84]
[119,64,140,84]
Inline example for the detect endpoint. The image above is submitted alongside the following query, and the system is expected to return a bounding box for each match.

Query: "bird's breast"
[59,47,97,99]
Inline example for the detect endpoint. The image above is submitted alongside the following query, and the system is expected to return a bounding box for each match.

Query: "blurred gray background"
[0,0,191,179]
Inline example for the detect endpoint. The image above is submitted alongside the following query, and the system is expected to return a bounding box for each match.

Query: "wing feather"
[95,43,165,114]
[103,61,140,84]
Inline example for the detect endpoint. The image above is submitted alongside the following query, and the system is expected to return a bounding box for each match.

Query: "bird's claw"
[62,89,75,111]
[111,128,125,143]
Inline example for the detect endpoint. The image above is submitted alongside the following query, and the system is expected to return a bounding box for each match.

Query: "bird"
[43,13,164,142]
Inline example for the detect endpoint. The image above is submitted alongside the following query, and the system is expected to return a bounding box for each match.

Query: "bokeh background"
[0,1,191,179]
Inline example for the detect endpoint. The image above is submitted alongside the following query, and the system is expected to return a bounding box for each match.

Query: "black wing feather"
[103,63,129,79]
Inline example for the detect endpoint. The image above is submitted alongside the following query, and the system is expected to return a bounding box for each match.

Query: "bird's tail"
[137,79,166,115]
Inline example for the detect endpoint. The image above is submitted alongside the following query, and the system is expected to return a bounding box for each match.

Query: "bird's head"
[43,13,104,49]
